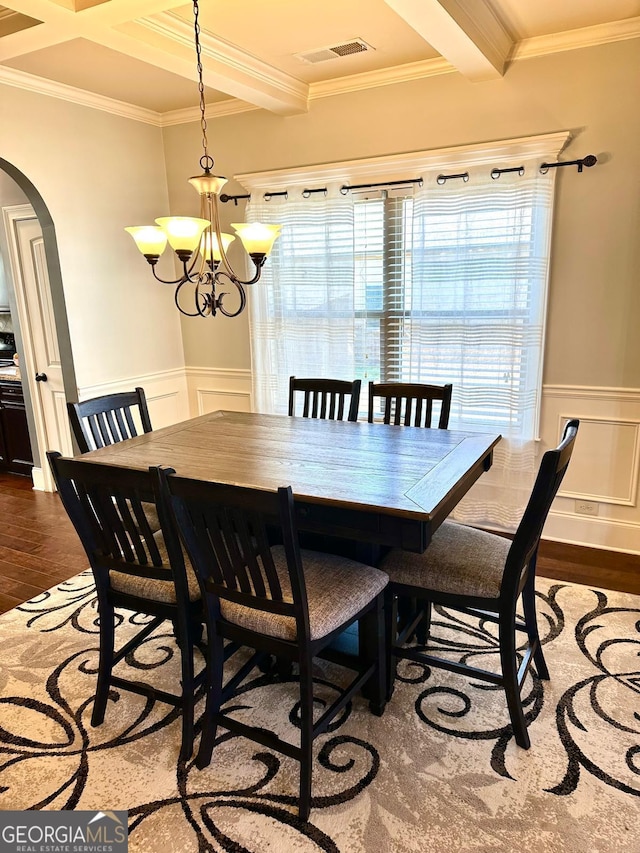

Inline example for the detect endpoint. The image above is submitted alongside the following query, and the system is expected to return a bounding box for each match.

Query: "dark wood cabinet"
[0,381,33,476]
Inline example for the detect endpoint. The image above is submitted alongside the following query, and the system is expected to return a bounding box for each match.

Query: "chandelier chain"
[193,0,210,169]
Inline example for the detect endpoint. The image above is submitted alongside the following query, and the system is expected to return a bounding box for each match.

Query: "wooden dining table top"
[79,410,501,552]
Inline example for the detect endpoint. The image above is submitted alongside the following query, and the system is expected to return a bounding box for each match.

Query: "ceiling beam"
[113,12,309,115]
[383,0,513,81]
[0,28,68,60]
[0,0,308,114]
[3,0,178,21]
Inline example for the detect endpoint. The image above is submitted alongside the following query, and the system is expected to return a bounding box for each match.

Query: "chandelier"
[125,0,281,318]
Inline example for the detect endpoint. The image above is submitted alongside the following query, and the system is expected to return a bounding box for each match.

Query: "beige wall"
[163,39,640,388]
[0,84,186,391]
[0,171,28,207]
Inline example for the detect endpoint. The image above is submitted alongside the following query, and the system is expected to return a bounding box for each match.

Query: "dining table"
[76,409,501,558]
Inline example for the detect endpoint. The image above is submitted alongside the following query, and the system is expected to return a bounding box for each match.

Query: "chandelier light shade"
[230,223,282,257]
[125,0,280,318]
[155,217,210,257]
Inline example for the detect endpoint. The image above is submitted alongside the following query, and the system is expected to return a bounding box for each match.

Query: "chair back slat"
[504,419,580,595]
[219,506,255,595]
[198,507,239,590]
[122,407,137,438]
[68,387,152,454]
[47,453,175,585]
[289,377,361,423]
[369,381,453,429]
[88,413,107,449]
[106,410,122,443]
[156,472,308,628]
[113,494,143,554]
[234,511,267,596]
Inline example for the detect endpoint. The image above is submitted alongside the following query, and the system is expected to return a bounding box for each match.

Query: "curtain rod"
[218,154,597,203]
[340,178,423,194]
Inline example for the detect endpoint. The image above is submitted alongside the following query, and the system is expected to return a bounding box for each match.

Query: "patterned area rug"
[0,572,638,853]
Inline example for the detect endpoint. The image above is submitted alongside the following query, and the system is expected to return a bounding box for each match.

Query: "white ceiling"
[0,0,638,118]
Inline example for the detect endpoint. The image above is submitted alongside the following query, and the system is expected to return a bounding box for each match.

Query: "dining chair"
[368,381,453,429]
[155,466,388,821]
[288,376,361,422]
[67,387,153,453]
[380,418,579,749]
[67,387,160,530]
[47,451,205,761]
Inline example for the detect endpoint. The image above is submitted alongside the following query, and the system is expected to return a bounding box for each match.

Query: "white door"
[2,203,73,490]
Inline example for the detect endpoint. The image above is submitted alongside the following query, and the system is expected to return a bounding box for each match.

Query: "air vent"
[295,38,374,65]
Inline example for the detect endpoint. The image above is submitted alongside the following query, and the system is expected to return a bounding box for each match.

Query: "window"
[244,140,562,527]
[249,169,553,436]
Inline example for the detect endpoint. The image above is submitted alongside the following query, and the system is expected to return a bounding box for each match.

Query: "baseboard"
[31,466,45,491]
[544,510,640,555]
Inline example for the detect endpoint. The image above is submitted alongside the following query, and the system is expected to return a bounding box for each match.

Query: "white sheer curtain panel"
[248,192,356,414]
[406,163,556,526]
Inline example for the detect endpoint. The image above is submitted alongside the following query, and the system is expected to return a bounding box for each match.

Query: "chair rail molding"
[78,367,189,431]
[185,366,253,416]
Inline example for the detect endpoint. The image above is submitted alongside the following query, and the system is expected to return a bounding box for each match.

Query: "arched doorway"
[0,159,77,490]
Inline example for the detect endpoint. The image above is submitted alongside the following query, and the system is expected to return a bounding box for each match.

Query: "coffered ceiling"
[0,0,638,120]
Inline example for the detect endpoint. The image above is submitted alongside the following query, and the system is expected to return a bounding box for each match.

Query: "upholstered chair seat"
[221,545,388,641]
[381,521,510,600]
[109,531,201,604]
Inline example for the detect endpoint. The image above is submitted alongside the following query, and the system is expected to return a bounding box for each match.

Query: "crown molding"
[0,65,162,125]
[150,12,307,100]
[0,17,637,126]
[159,58,455,125]
[510,16,640,62]
[160,98,258,127]
[311,56,455,99]
[165,16,640,121]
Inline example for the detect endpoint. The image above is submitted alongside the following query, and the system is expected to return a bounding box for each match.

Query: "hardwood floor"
[0,472,638,617]
[537,538,640,596]
[0,471,87,614]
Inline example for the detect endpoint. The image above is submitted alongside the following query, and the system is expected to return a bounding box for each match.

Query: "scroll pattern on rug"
[0,572,638,852]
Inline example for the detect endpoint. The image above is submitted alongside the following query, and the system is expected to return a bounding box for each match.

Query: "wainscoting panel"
[185,367,252,417]
[30,369,189,492]
[557,416,639,506]
[197,390,252,415]
[77,368,190,431]
[541,385,640,554]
